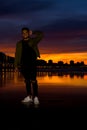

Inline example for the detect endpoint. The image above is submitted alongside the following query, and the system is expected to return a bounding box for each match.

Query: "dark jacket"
[14,31,43,68]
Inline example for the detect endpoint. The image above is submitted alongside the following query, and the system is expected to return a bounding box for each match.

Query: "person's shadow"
[21,101,40,108]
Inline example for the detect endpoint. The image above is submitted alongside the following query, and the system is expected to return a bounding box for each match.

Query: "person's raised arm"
[30,30,44,44]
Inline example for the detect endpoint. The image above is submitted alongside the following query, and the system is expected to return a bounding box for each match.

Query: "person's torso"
[21,40,37,65]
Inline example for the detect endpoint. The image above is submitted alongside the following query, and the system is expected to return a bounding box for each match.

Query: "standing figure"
[14,27,43,105]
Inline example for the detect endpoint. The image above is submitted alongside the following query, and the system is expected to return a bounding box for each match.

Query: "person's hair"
[21,27,29,32]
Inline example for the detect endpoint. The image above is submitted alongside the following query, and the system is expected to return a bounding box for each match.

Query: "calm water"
[0,71,87,88]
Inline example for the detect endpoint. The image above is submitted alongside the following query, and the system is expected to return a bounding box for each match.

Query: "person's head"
[21,27,30,40]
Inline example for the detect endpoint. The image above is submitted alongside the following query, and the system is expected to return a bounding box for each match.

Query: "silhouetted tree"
[70,60,74,66]
[58,61,64,66]
[48,60,53,64]
[36,59,47,66]
[80,61,84,66]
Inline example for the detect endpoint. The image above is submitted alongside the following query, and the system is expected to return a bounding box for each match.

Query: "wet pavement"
[0,84,87,129]
[0,71,87,129]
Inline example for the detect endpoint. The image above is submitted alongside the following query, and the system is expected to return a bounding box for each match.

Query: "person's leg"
[30,63,38,96]
[20,67,33,102]
[21,67,32,95]
[31,64,40,105]
[25,79,32,96]
[31,80,38,97]
[31,79,39,105]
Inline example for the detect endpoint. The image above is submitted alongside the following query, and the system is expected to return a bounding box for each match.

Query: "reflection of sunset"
[37,74,87,87]
[84,75,87,80]
[0,72,87,89]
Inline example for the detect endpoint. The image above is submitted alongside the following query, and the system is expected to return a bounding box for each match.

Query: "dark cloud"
[0,0,87,55]
[41,18,87,32]
[0,17,87,44]
[0,0,54,16]
[0,20,18,42]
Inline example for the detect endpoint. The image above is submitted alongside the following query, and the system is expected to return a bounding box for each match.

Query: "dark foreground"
[0,84,87,129]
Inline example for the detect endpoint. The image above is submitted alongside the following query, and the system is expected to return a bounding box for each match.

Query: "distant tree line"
[36,59,85,66]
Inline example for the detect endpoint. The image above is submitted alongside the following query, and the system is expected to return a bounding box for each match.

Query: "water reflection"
[0,71,87,87]
[37,71,86,79]
[0,72,6,87]
[36,72,87,87]
[0,71,15,87]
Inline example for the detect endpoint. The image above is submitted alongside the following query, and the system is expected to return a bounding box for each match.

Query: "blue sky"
[0,0,87,55]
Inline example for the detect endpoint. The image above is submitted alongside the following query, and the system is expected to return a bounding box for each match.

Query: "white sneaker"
[34,97,40,105]
[21,96,33,103]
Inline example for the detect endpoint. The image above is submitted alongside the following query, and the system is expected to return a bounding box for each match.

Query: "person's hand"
[29,30,33,36]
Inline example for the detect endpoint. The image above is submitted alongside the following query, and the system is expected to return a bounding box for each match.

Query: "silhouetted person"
[14,27,43,105]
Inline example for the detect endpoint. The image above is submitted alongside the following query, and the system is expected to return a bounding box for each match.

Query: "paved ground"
[0,83,87,129]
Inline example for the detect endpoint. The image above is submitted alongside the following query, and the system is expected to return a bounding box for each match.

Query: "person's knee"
[25,79,31,84]
[31,80,37,84]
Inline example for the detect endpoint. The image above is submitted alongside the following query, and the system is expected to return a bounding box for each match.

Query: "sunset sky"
[0,0,87,64]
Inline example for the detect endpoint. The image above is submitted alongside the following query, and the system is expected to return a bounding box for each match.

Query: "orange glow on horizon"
[0,46,87,65]
[3,52,87,65]
[0,46,15,57]
[40,52,87,65]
